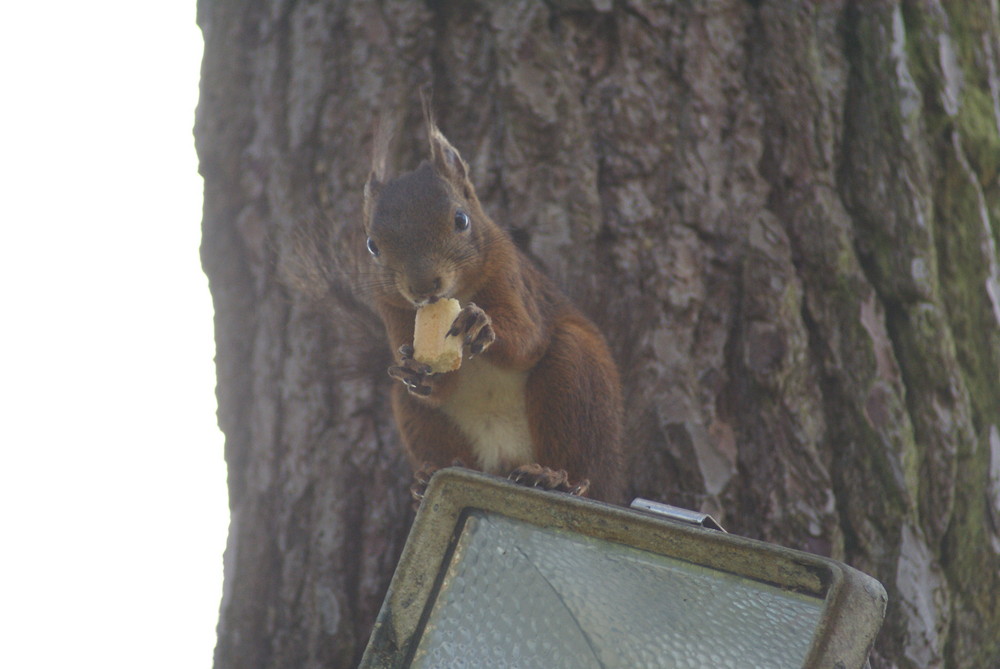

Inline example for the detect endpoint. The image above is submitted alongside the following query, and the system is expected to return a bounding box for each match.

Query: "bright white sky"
[0,4,227,668]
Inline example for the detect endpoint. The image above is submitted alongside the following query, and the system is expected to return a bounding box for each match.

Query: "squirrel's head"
[363,107,492,307]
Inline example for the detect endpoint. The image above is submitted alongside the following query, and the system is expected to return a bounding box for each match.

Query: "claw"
[388,357,435,396]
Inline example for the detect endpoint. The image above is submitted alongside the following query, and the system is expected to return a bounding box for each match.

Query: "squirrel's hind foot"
[508,463,590,497]
[410,460,467,509]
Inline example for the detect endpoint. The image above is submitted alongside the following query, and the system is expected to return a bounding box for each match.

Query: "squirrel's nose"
[407,276,442,303]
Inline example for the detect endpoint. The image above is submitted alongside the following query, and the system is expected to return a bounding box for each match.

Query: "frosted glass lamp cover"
[360,469,886,669]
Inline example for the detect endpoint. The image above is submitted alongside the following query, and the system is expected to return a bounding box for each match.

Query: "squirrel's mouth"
[412,295,440,308]
[410,292,458,309]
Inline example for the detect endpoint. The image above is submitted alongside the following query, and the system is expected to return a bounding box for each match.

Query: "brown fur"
[362,108,625,504]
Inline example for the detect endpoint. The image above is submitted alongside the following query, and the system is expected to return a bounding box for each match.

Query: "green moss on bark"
[901,0,1000,664]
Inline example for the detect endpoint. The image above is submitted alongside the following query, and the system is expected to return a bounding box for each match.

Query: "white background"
[1,4,227,668]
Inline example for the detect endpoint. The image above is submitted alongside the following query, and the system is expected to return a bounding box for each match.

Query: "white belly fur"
[441,357,535,474]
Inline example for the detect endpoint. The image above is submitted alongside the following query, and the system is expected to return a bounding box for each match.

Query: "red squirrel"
[362,105,625,504]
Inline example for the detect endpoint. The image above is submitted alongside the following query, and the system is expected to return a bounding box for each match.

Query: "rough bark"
[196,1,1000,667]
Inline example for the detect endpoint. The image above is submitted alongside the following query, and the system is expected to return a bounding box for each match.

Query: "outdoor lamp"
[361,468,886,668]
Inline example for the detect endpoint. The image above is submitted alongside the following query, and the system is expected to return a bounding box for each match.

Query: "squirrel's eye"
[366,237,380,257]
[454,211,471,232]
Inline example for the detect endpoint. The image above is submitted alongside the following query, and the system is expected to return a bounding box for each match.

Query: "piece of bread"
[413,298,463,373]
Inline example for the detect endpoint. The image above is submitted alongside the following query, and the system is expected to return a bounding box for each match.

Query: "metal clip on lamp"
[361,468,886,669]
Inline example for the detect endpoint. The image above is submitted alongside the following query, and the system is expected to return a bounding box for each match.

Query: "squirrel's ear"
[421,89,471,187]
[364,171,382,202]
[369,115,392,184]
[428,125,470,185]
[363,171,381,222]
[364,115,391,222]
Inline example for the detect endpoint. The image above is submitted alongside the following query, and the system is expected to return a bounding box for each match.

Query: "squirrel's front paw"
[508,463,590,496]
[447,302,495,357]
[388,344,434,396]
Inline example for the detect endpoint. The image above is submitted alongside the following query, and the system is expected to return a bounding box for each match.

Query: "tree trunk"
[195,0,1000,667]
